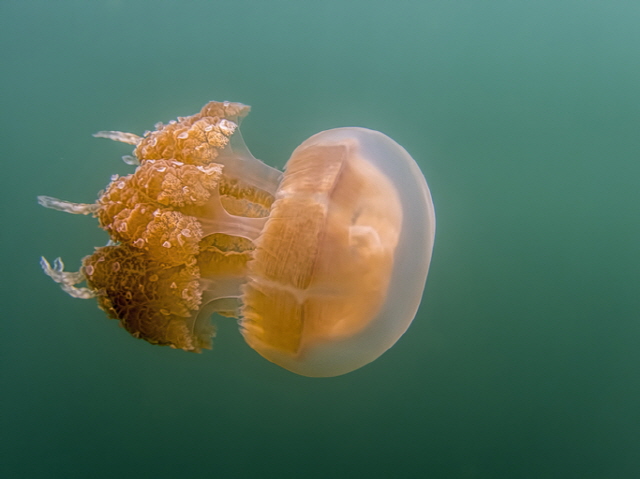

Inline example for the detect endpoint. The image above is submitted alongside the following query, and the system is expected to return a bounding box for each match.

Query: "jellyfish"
[39,101,435,377]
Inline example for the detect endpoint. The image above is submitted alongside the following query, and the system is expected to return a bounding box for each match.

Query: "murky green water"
[2,1,639,477]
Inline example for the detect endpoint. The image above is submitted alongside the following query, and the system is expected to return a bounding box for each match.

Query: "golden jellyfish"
[39,101,435,377]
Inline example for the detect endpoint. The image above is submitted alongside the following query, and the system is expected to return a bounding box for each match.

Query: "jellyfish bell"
[39,101,435,377]
[242,128,434,376]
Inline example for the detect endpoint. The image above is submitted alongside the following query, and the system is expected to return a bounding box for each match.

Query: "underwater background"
[1,1,639,478]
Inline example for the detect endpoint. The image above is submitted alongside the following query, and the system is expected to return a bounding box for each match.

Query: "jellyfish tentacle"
[37,196,99,215]
[93,131,142,145]
[121,155,140,166]
[40,257,95,299]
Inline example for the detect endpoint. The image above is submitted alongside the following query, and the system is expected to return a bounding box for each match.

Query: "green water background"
[1,1,639,478]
